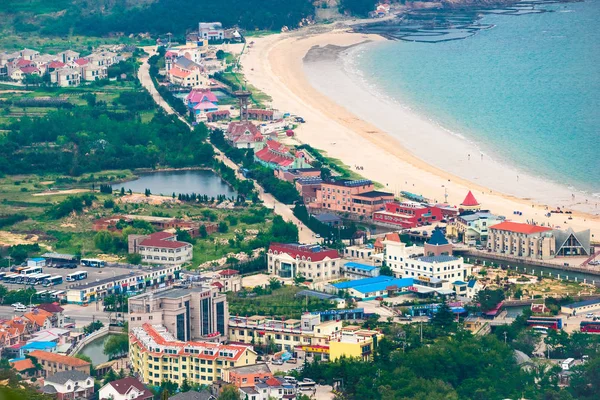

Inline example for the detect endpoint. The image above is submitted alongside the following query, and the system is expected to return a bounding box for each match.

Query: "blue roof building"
[329,276,414,299]
[342,262,381,279]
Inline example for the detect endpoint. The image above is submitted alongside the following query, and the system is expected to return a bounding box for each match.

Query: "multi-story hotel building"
[449,211,504,246]
[487,221,555,259]
[385,234,471,282]
[128,231,193,265]
[267,243,341,282]
[128,286,228,342]
[309,179,394,217]
[129,324,257,387]
[228,313,382,362]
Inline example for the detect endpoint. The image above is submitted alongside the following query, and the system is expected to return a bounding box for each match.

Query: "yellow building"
[329,326,383,361]
[228,314,382,361]
[129,324,257,387]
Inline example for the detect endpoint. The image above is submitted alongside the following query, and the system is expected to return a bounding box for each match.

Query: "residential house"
[41,370,94,400]
[98,377,153,400]
[20,48,40,61]
[216,269,242,293]
[254,140,311,170]
[226,121,264,149]
[128,231,193,265]
[198,22,224,41]
[168,391,215,400]
[28,350,91,377]
[186,89,219,120]
[23,309,54,331]
[167,57,209,88]
[238,377,296,400]
[374,232,401,254]
[50,68,81,87]
[224,363,273,388]
[10,358,38,377]
[58,50,80,64]
[36,303,66,328]
[274,168,321,183]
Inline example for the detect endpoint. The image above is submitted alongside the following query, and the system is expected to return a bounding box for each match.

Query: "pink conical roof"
[461,190,479,206]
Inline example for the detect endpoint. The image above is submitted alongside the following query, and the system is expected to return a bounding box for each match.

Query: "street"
[137,47,317,244]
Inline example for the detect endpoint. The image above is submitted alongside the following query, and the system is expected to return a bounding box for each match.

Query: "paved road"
[137,47,316,244]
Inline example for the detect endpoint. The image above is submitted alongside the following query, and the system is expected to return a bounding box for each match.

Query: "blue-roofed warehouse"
[342,262,381,279]
[561,298,600,315]
[328,276,414,300]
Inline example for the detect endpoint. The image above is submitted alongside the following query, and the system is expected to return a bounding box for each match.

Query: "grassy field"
[0,172,274,266]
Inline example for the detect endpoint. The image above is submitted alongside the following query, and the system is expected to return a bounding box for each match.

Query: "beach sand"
[240,27,600,239]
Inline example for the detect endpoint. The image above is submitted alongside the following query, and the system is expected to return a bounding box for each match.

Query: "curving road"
[137,47,316,244]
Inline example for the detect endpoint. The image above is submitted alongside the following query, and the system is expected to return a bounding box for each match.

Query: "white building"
[128,231,193,265]
[267,243,341,282]
[99,377,153,400]
[50,68,81,87]
[199,22,224,41]
[385,239,471,282]
[41,370,94,399]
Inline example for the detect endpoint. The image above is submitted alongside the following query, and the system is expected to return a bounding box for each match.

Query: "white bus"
[81,258,106,268]
[20,266,43,276]
[66,271,88,282]
[561,358,575,370]
[23,273,43,284]
[4,274,20,283]
[297,379,316,391]
[43,275,63,287]
[31,273,52,285]
[531,325,549,335]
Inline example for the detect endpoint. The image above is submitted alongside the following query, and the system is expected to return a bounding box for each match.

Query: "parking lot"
[0,264,136,292]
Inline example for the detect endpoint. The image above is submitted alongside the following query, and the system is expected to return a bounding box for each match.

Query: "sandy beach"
[240,26,600,239]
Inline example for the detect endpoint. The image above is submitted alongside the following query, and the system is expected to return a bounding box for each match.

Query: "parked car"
[13,304,27,312]
[287,358,298,364]
[375,296,384,301]
[586,313,594,319]
[272,359,284,365]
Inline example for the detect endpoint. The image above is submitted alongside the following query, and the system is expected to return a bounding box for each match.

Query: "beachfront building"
[226,121,264,149]
[448,211,504,246]
[267,243,341,282]
[228,314,382,362]
[487,222,590,259]
[65,265,181,304]
[487,221,555,259]
[459,191,481,212]
[128,231,193,265]
[385,233,471,282]
[128,285,228,342]
[129,323,257,387]
[254,140,312,170]
[309,179,394,218]
[166,56,209,88]
[295,177,323,204]
[372,201,445,229]
[199,22,224,41]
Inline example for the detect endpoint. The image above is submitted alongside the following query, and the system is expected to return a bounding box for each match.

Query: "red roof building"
[373,201,444,229]
[74,58,89,66]
[487,221,556,260]
[186,89,218,104]
[488,221,552,235]
[226,121,264,149]
[459,190,481,211]
[267,243,341,281]
[99,377,153,400]
[254,140,311,170]
[129,231,193,265]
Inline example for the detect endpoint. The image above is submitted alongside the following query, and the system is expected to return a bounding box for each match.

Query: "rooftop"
[427,227,449,246]
[229,362,271,374]
[489,221,553,235]
[461,190,480,207]
[46,370,91,385]
[103,377,153,397]
[332,276,414,294]
[29,350,90,367]
[269,243,340,262]
[344,262,379,272]
[353,190,394,198]
[417,255,460,263]
[563,298,600,309]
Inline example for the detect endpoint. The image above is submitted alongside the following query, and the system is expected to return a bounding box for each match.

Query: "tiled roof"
[489,221,552,235]
[460,190,480,207]
[46,370,91,385]
[168,390,214,400]
[36,303,64,314]
[269,243,340,262]
[186,89,218,103]
[169,67,191,78]
[10,358,35,372]
[73,58,88,65]
[139,231,189,249]
[23,309,52,327]
[375,232,401,249]
[218,269,239,276]
[20,66,39,74]
[48,61,65,69]
[255,140,295,167]
[193,101,218,111]
[29,350,91,367]
[104,377,153,398]
[227,121,259,136]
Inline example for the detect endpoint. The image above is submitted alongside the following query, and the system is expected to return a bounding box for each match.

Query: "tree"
[126,253,142,265]
[199,225,208,238]
[74,354,94,375]
[268,277,282,290]
[431,301,455,331]
[104,334,129,359]
[219,385,241,400]
[218,221,229,233]
[380,264,393,276]
[180,378,191,392]
[94,231,115,252]
[83,320,104,334]
[475,288,505,312]
[216,49,226,60]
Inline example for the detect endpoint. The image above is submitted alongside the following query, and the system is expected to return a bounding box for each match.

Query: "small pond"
[116,170,236,197]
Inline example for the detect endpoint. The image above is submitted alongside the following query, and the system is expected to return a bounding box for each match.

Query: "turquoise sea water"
[355,0,600,195]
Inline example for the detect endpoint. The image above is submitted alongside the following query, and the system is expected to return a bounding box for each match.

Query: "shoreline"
[239,26,600,239]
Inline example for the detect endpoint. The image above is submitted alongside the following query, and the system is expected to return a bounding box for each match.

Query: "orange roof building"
[374,232,401,253]
[10,358,35,373]
[23,309,53,329]
[129,323,258,387]
[488,221,556,260]
[28,350,91,376]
